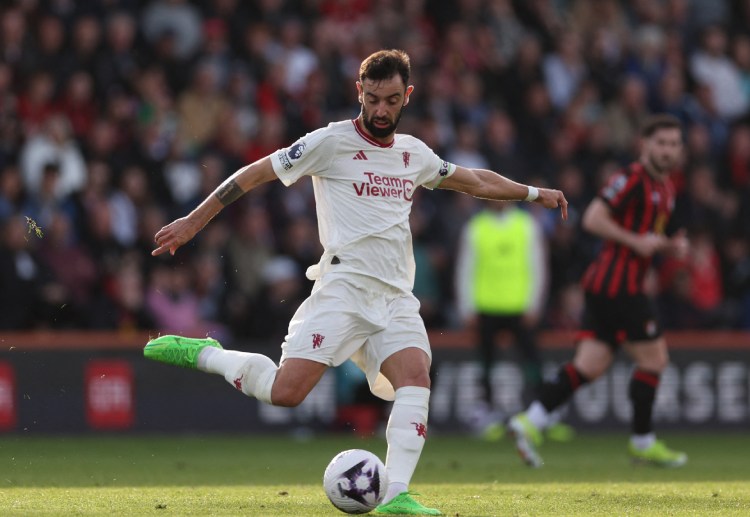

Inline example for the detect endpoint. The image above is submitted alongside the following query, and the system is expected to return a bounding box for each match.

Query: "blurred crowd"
[1,0,750,341]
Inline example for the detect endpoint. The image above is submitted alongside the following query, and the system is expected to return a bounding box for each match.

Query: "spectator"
[625,25,668,107]
[0,215,66,329]
[410,201,445,328]
[0,1,749,334]
[543,31,586,110]
[175,61,229,153]
[225,204,276,336]
[731,34,750,107]
[66,15,103,91]
[29,15,68,90]
[142,0,203,61]
[244,255,307,340]
[20,115,87,199]
[690,25,748,120]
[481,110,526,181]
[20,161,76,231]
[193,250,229,330]
[109,164,150,247]
[89,254,155,331]
[452,74,490,128]
[659,227,723,328]
[602,75,650,156]
[145,260,225,338]
[0,164,24,222]
[655,67,692,123]
[16,71,56,135]
[200,18,233,88]
[37,210,98,325]
[0,61,19,167]
[1,8,33,73]
[721,233,750,329]
[56,71,99,140]
[487,0,526,64]
[447,123,489,171]
[275,18,319,99]
[674,163,737,238]
[96,12,139,98]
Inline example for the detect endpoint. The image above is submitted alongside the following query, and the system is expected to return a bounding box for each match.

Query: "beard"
[648,154,674,174]
[361,105,405,138]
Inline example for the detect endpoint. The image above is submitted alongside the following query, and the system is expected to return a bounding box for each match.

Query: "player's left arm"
[439,166,568,220]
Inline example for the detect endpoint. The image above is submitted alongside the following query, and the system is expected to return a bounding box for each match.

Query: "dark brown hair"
[640,113,682,137]
[359,49,410,86]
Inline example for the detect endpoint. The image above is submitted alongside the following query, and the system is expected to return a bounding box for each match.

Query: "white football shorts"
[279,271,431,401]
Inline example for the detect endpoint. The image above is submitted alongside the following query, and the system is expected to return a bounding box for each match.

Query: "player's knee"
[574,360,608,380]
[394,370,431,390]
[271,384,308,407]
[642,352,669,374]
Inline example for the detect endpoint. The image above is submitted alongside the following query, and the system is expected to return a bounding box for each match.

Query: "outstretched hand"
[152,217,199,256]
[666,228,689,259]
[535,188,568,220]
[631,232,668,258]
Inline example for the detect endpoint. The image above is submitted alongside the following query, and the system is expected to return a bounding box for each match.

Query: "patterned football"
[323,449,387,514]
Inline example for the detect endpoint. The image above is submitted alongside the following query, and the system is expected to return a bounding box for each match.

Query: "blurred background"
[0,0,748,435]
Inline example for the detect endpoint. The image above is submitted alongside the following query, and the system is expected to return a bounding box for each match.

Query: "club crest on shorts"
[312,333,325,349]
[233,375,243,390]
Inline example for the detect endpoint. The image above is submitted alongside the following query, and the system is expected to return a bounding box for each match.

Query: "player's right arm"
[152,157,277,256]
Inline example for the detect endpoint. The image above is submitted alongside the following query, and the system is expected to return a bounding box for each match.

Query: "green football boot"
[629,440,687,467]
[481,421,506,442]
[143,335,223,369]
[545,422,575,442]
[508,413,544,468]
[374,492,442,515]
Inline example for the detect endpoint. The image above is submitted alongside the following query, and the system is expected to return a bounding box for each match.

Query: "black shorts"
[579,292,662,348]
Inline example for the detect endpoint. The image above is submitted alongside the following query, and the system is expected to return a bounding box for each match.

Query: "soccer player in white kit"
[145,49,568,515]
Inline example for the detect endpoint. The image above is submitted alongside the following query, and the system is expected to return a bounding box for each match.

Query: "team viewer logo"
[312,333,325,349]
[402,151,410,168]
[352,172,414,201]
[412,422,427,438]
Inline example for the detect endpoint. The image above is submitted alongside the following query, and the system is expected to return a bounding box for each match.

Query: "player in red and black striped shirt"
[509,114,690,468]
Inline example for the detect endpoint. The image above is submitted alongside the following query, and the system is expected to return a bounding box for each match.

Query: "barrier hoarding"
[0,331,747,433]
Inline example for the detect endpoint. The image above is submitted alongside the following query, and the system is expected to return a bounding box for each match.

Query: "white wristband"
[525,186,539,202]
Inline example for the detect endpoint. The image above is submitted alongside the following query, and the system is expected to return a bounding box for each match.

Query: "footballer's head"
[356,49,414,140]
[640,113,683,175]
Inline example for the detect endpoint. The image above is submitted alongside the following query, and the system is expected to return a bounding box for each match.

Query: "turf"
[1,433,749,516]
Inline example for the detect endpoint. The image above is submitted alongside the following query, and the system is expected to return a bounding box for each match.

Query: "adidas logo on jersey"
[353,150,368,160]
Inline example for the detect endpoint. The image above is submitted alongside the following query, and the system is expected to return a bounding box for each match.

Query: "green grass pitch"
[1,433,749,516]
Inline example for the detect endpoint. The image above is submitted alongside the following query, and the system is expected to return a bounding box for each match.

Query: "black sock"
[538,363,590,412]
[629,369,660,435]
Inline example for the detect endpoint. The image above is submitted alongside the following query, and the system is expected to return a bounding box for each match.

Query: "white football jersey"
[270,119,456,292]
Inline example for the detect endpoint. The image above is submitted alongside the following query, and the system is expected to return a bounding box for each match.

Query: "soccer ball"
[323,449,387,514]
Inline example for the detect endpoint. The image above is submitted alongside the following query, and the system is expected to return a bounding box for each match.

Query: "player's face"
[357,75,413,139]
[644,127,683,174]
